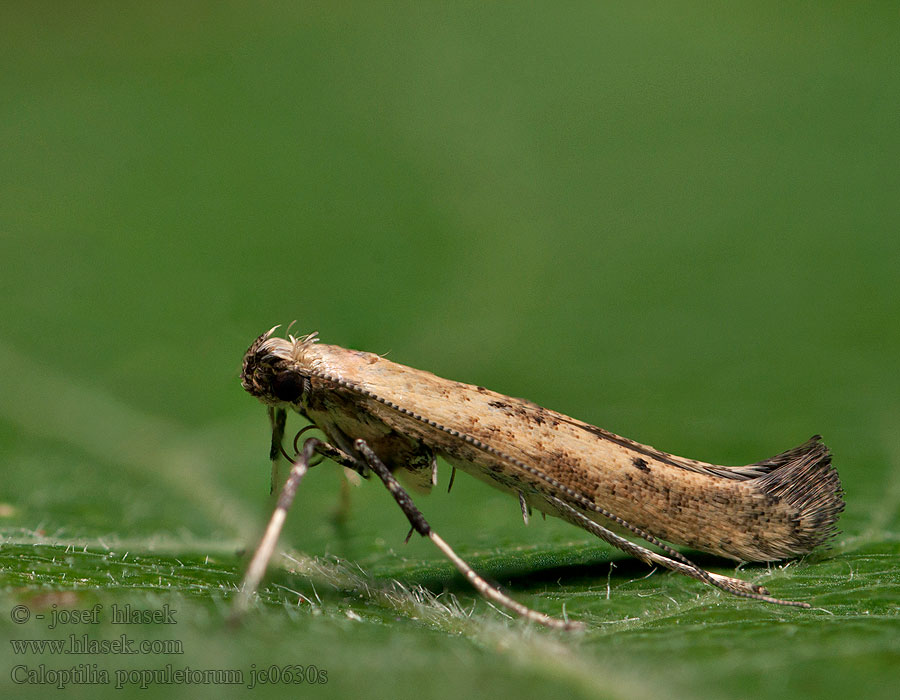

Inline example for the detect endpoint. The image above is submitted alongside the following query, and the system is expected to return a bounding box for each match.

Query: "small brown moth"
[235,327,844,629]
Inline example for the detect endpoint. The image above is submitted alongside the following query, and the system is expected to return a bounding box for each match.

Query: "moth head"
[241,326,314,406]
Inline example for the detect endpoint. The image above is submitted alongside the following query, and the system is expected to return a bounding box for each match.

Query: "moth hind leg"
[547,495,809,607]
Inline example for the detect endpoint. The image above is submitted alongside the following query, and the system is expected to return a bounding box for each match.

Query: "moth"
[234,327,844,629]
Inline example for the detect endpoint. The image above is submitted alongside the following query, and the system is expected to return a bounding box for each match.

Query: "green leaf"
[2,4,898,699]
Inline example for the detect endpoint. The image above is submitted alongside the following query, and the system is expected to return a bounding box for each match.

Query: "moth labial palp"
[235,326,845,628]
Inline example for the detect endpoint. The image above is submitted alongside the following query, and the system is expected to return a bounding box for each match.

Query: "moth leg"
[232,437,360,621]
[353,439,581,630]
[546,495,806,606]
[333,471,354,526]
[267,406,287,495]
[518,491,531,526]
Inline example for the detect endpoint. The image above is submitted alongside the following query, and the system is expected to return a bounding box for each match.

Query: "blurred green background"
[1,3,898,699]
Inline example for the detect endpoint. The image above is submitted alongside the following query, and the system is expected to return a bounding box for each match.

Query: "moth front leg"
[267,406,287,494]
[353,439,582,630]
[231,436,361,622]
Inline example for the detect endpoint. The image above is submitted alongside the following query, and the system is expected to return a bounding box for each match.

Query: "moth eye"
[271,371,306,403]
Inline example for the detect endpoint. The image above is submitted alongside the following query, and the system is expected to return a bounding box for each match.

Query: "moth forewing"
[238,328,844,626]
[283,337,842,561]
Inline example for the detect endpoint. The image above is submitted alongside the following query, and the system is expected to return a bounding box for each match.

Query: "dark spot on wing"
[632,457,650,473]
[487,398,553,427]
